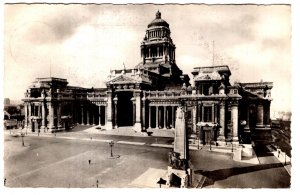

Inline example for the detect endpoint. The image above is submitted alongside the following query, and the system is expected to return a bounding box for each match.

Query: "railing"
[145,90,182,98]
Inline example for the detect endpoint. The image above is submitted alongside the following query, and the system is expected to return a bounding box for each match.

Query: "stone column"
[231,101,239,142]
[142,97,146,130]
[98,105,101,126]
[106,90,113,130]
[92,106,95,125]
[86,106,90,125]
[133,92,142,131]
[201,105,204,122]
[37,104,41,117]
[48,102,55,132]
[193,105,197,133]
[156,106,159,129]
[218,101,226,141]
[28,103,33,130]
[197,102,202,122]
[113,96,118,128]
[158,107,161,128]
[57,103,62,129]
[148,106,152,129]
[74,104,78,124]
[133,103,136,125]
[172,106,175,129]
[163,106,167,129]
[104,106,106,125]
[166,107,169,129]
[256,102,264,127]
[244,105,250,131]
[41,102,46,131]
[212,103,215,122]
[81,104,84,125]
[24,103,28,128]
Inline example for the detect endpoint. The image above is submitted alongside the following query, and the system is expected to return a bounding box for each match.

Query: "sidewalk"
[267,145,291,176]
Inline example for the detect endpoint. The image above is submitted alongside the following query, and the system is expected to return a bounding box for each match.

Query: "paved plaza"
[3,127,290,188]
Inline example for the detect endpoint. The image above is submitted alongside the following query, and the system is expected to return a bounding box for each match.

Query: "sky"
[3,3,291,112]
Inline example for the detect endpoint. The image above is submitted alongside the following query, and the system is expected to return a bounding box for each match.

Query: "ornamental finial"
[156,10,161,19]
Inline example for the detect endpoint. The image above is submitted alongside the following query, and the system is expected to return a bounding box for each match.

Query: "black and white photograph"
[2,0,298,191]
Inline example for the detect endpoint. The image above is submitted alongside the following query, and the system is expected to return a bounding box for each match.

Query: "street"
[4,131,290,188]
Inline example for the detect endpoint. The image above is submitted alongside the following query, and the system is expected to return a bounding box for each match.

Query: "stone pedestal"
[233,146,242,161]
[166,166,191,188]
[166,107,193,188]
[133,122,142,132]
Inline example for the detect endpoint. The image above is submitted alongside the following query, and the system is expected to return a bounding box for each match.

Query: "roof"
[147,11,169,28]
[192,65,231,76]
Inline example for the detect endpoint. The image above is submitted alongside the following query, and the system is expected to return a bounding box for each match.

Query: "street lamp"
[21,133,25,147]
[109,141,114,157]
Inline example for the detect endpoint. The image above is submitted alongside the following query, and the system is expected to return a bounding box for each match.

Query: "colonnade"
[148,105,177,129]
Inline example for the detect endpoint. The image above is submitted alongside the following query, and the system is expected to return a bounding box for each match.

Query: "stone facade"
[22,11,273,145]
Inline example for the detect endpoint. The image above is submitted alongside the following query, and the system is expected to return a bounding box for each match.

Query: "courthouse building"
[22,11,273,145]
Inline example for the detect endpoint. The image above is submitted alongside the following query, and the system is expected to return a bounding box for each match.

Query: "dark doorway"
[202,129,212,145]
[31,121,35,132]
[117,91,133,126]
[249,106,257,128]
[169,173,181,188]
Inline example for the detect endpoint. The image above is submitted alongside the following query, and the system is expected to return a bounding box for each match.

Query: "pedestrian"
[88,160,91,165]
[96,180,99,188]
[4,178,6,186]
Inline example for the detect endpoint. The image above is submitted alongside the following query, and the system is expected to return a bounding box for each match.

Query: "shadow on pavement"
[254,145,274,157]
[194,162,284,187]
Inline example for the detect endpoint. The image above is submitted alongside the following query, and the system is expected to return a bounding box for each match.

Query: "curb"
[266,145,291,176]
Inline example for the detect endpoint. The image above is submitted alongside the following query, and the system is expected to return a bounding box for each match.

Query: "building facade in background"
[22,11,273,146]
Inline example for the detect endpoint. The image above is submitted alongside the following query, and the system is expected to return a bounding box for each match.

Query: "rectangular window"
[204,106,212,122]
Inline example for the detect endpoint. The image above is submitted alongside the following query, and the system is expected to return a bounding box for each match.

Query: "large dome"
[147,10,169,28]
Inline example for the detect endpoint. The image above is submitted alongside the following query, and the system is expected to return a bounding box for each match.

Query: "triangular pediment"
[107,75,138,84]
[195,71,222,81]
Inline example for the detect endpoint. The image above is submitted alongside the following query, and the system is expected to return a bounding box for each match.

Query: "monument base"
[105,121,113,130]
[133,122,142,132]
[166,166,192,188]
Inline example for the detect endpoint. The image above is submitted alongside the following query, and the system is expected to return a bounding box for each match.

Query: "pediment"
[195,71,222,81]
[107,75,138,84]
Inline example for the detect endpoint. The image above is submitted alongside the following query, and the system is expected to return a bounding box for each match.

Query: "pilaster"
[47,102,56,132]
[218,101,226,141]
[105,90,113,130]
[231,100,239,143]
[133,91,142,132]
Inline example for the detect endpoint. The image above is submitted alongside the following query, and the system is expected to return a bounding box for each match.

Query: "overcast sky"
[4,4,291,112]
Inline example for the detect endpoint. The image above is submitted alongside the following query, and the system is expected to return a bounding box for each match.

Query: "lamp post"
[109,141,114,157]
[21,133,25,147]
